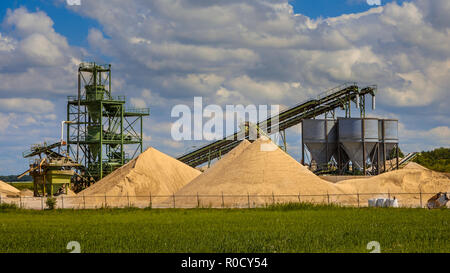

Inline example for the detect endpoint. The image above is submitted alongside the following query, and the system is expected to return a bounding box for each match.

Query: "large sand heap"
[336,162,450,207]
[77,147,201,207]
[164,138,343,208]
[0,180,20,197]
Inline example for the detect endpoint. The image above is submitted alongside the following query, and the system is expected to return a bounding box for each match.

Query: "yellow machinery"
[19,142,79,197]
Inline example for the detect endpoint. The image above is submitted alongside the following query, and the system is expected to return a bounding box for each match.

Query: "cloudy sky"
[0,0,448,174]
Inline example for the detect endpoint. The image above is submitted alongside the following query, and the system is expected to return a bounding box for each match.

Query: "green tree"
[413,147,450,173]
[388,146,405,159]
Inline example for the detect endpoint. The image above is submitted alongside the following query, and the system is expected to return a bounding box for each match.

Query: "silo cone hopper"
[340,141,376,169]
[338,118,379,170]
[87,126,101,161]
[302,119,338,168]
[305,143,337,165]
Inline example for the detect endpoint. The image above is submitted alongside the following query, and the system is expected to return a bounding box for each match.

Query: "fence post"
[272,192,275,205]
[221,192,224,208]
[327,192,330,205]
[357,192,360,208]
[197,192,200,208]
[127,193,130,207]
[149,192,152,209]
[41,196,44,210]
[247,193,250,208]
[104,193,107,207]
[388,190,390,200]
[298,193,301,203]
[61,196,64,209]
[83,194,86,209]
[19,195,22,209]
[0,194,2,204]
[419,189,423,208]
[173,193,176,208]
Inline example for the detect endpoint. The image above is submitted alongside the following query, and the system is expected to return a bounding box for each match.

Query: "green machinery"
[67,63,149,187]
[19,142,79,196]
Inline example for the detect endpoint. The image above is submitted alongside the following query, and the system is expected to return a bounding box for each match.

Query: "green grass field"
[0,204,448,253]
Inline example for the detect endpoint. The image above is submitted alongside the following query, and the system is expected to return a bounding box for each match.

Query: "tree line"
[413,147,450,173]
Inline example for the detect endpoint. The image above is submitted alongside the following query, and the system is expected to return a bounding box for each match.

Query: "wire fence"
[0,191,444,210]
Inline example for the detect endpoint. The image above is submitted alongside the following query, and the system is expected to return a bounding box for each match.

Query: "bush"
[46,197,57,210]
[413,147,450,173]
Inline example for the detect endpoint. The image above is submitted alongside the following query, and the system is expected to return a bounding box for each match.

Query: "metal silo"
[338,118,379,173]
[380,119,399,171]
[302,119,337,169]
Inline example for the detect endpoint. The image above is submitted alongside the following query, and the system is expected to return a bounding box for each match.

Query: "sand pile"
[20,189,34,197]
[0,180,20,197]
[163,138,344,208]
[77,147,201,208]
[336,162,450,207]
[402,161,428,170]
[66,188,77,196]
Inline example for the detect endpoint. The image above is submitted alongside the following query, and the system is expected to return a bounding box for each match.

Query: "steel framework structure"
[67,63,149,184]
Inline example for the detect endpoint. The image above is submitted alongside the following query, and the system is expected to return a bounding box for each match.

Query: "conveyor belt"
[178,83,376,167]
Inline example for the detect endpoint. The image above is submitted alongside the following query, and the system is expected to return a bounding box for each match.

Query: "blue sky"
[0,0,99,47]
[0,0,448,175]
[290,0,407,18]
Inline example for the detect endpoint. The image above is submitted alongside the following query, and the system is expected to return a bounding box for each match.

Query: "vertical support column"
[383,121,387,172]
[301,122,305,165]
[76,69,81,162]
[337,121,341,174]
[348,97,351,118]
[43,175,46,197]
[67,103,71,156]
[396,143,399,170]
[140,115,143,154]
[325,120,328,171]
[99,101,103,180]
[377,142,380,175]
[281,129,287,152]
[121,104,124,165]
[362,119,366,175]
[360,95,366,118]
[109,64,112,97]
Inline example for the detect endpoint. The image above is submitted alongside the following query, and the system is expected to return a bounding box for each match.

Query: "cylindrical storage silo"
[302,119,337,168]
[382,119,398,143]
[380,119,399,161]
[338,118,379,170]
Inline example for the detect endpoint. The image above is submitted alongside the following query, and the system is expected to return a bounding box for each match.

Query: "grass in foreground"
[0,204,448,253]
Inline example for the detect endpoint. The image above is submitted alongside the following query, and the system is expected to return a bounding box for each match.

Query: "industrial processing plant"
[4,64,447,210]
[0,0,449,256]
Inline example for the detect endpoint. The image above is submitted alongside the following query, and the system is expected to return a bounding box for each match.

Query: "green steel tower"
[67,63,149,186]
